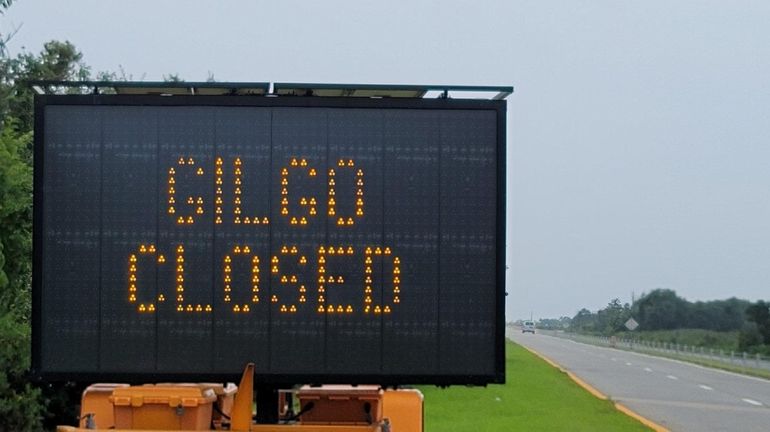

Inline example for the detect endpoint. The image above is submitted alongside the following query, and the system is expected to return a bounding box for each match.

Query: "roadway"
[507,328,770,432]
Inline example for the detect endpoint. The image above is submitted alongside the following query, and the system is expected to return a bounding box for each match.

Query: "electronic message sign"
[32,94,506,384]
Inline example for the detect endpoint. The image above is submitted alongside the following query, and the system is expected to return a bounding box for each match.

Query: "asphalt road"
[507,327,770,432]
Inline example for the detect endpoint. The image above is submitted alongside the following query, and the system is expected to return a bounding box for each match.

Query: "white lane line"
[698,385,713,391]
[742,398,763,406]
[611,357,617,362]
[625,362,632,366]
[667,375,678,380]
[644,367,653,372]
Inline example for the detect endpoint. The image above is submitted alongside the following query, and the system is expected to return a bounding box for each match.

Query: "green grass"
[419,341,651,431]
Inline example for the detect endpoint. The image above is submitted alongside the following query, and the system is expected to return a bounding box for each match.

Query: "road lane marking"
[698,385,713,391]
[620,397,764,413]
[742,398,762,406]
[626,362,633,366]
[644,367,653,372]
[666,375,678,380]
[611,357,617,361]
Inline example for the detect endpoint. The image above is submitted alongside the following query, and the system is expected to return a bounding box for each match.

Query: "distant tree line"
[534,316,572,330]
[570,297,632,335]
[566,289,770,355]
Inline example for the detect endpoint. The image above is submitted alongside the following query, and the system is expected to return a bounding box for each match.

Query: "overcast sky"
[5,1,770,320]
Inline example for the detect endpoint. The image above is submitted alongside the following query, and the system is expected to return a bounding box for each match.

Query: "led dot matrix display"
[33,95,506,384]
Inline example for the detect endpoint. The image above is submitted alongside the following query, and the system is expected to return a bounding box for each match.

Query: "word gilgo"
[168,156,365,227]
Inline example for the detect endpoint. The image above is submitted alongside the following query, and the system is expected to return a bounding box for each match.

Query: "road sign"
[32,93,507,385]
[625,317,639,331]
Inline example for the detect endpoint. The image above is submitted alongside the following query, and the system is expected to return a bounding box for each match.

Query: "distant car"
[522,321,536,334]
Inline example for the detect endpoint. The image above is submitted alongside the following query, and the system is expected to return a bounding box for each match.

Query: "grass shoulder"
[418,341,651,431]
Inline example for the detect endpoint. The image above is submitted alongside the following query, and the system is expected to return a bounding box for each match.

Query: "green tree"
[690,298,749,331]
[0,40,91,318]
[0,313,43,431]
[0,40,91,132]
[571,308,596,333]
[163,72,184,82]
[597,298,631,334]
[745,301,770,344]
[0,124,32,319]
[633,289,689,330]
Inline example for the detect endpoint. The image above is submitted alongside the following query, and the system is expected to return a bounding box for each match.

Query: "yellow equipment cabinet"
[155,383,238,426]
[297,385,382,426]
[382,389,424,432]
[109,385,217,430]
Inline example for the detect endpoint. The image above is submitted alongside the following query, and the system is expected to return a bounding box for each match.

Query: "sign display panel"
[33,95,506,384]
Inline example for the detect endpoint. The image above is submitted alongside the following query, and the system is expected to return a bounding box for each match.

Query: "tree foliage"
[0,124,32,319]
[0,40,91,131]
[630,289,751,332]
[570,300,631,335]
[633,289,689,330]
[536,316,572,330]
[570,289,770,354]
[745,301,770,345]
[0,312,43,431]
[570,289,751,334]
[163,72,184,83]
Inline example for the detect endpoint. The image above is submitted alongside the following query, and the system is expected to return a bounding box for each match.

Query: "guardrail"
[534,329,770,374]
